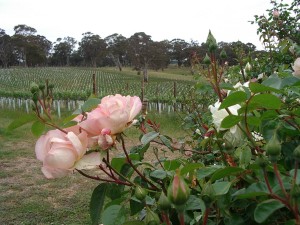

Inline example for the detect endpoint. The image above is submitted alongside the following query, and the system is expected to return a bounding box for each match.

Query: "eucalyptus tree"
[149,40,170,71]
[79,32,107,67]
[127,32,154,82]
[104,33,128,71]
[52,36,76,66]
[169,38,189,67]
[0,28,13,68]
[12,24,51,66]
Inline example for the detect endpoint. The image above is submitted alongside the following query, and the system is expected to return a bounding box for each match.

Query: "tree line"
[0,24,260,74]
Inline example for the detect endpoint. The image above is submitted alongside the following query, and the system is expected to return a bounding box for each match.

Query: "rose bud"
[265,134,281,162]
[158,192,171,211]
[167,170,190,207]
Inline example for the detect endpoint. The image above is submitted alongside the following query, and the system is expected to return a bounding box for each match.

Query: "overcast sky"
[0,0,291,50]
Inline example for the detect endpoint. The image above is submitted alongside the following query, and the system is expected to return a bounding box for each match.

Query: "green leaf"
[123,221,145,225]
[141,131,159,145]
[221,115,243,129]
[251,94,282,109]
[159,135,173,151]
[111,157,126,173]
[232,182,269,199]
[180,163,204,175]
[212,181,231,195]
[247,116,261,127]
[102,205,126,225]
[31,120,45,136]
[130,198,144,216]
[7,114,36,131]
[254,199,284,223]
[150,169,167,180]
[289,169,300,185]
[219,91,247,110]
[219,82,234,90]
[185,195,206,212]
[262,74,282,89]
[196,166,222,180]
[164,159,181,171]
[210,167,244,182]
[81,98,100,112]
[90,183,108,225]
[249,82,281,93]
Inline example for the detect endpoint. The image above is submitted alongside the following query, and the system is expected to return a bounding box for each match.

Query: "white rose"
[292,58,300,78]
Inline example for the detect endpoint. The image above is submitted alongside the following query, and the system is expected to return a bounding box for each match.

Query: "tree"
[12,24,51,67]
[149,40,170,71]
[79,32,107,67]
[0,29,13,68]
[104,33,128,71]
[169,38,189,67]
[52,37,76,66]
[127,32,154,82]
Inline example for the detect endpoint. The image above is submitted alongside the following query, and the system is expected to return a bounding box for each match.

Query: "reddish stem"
[203,208,210,225]
[161,211,171,225]
[179,212,185,225]
[273,163,289,199]
[119,135,159,190]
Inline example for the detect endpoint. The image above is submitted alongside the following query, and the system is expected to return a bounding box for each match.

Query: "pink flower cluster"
[35,94,142,179]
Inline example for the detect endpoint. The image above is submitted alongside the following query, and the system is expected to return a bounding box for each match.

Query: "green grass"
[0,108,189,225]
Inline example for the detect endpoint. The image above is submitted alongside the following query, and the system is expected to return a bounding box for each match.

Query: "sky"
[0,0,290,50]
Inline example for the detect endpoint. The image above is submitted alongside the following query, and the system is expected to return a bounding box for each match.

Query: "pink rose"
[35,129,99,179]
[273,10,280,18]
[79,94,142,136]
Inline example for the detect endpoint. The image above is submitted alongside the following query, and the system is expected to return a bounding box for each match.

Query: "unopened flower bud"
[30,82,39,94]
[220,49,227,59]
[167,170,190,207]
[206,30,218,52]
[203,53,211,65]
[134,186,148,201]
[245,62,252,72]
[158,192,171,211]
[32,92,39,103]
[145,208,160,225]
[39,84,45,91]
[265,134,281,162]
[293,145,300,160]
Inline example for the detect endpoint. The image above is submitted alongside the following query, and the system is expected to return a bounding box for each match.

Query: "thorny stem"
[106,150,114,178]
[76,169,130,185]
[119,135,160,190]
[101,158,135,186]
[273,163,289,199]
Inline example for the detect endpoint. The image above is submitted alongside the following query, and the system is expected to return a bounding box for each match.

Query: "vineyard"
[0,67,196,114]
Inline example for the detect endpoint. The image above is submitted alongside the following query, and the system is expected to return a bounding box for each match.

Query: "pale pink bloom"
[97,128,115,150]
[35,129,99,179]
[292,58,300,78]
[79,94,142,136]
[273,10,280,18]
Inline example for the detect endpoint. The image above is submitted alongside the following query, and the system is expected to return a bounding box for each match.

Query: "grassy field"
[0,108,188,225]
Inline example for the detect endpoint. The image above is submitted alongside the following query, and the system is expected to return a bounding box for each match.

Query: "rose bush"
[8,1,300,224]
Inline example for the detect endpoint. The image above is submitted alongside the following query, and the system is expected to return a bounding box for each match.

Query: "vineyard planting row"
[0,97,187,117]
[0,67,194,102]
